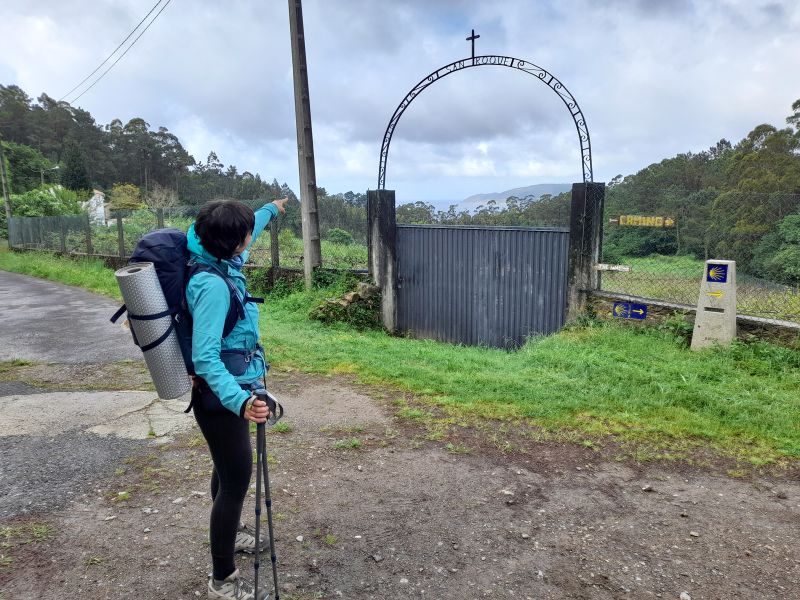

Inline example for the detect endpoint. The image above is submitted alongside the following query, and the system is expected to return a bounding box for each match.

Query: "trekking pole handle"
[253,388,284,425]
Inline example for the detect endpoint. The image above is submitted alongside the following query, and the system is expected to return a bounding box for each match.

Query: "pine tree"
[60,142,91,191]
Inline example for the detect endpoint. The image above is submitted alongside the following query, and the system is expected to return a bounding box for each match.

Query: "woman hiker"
[187,197,286,600]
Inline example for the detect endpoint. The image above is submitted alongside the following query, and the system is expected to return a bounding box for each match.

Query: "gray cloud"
[1,0,799,198]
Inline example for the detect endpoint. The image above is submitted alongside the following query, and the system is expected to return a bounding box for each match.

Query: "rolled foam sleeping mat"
[115,262,191,400]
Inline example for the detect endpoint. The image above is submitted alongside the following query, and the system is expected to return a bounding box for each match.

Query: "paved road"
[0,270,140,363]
[0,270,192,519]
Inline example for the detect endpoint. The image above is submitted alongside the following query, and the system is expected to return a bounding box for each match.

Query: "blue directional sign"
[706,263,728,283]
[612,302,648,320]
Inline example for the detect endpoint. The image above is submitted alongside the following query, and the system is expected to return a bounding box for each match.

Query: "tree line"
[0,84,368,242]
[602,99,800,285]
[0,84,289,204]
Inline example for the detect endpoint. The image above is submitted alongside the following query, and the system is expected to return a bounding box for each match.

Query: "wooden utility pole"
[0,137,11,229]
[288,0,322,288]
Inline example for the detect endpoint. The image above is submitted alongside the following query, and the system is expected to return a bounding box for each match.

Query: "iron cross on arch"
[467,29,480,59]
[377,30,593,189]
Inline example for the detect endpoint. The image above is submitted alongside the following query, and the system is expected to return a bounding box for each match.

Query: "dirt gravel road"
[1,367,798,600]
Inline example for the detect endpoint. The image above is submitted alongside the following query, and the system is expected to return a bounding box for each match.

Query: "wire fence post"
[367,189,398,333]
[59,218,67,254]
[270,219,280,284]
[116,213,125,259]
[84,213,93,256]
[156,208,164,229]
[0,138,12,238]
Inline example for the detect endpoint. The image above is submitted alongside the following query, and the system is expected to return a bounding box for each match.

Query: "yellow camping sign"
[613,215,676,228]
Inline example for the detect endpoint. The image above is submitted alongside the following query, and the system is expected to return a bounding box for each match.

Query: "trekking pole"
[254,388,283,600]
[260,407,280,600]
[253,421,264,597]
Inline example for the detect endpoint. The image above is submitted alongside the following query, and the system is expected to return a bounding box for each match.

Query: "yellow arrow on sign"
[632,309,644,315]
[707,290,724,298]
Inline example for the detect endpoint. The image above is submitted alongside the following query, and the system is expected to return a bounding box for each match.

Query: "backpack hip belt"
[220,344,265,376]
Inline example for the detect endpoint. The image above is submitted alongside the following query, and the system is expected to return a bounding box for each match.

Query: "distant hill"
[462,183,571,209]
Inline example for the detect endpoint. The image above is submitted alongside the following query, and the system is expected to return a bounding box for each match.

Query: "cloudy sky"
[2,0,799,206]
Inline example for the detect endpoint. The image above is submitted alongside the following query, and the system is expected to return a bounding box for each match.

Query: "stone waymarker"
[691,260,737,350]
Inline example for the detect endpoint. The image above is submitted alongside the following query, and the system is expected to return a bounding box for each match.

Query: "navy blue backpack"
[110,228,259,375]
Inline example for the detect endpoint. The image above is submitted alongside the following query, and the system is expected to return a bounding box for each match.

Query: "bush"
[601,244,623,264]
[9,185,85,217]
[268,276,305,298]
[108,183,143,210]
[656,313,694,345]
[326,227,354,245]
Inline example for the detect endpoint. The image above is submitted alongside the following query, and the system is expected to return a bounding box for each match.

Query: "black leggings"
[193,386,252,581]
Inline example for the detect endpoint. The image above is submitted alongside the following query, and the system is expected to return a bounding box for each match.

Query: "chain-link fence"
[600,188,800,324]
[8,214,93,254]
[7,203,369,272]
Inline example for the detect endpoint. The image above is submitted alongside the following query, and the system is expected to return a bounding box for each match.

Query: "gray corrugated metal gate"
[396,225,570,348]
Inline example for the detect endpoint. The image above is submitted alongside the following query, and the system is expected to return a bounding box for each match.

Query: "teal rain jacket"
[185,203,279,415]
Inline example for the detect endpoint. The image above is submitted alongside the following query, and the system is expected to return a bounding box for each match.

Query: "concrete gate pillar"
[567,182,605,322]
[367,189,398,333]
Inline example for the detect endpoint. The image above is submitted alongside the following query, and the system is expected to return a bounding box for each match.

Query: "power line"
[59,0,166,102]
[64,0,172,104]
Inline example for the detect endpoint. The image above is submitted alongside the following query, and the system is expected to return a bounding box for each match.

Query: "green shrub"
[108,183,143,211]
[269,276,305,298]
[326,228,354,245]
[656,312,694,345]
[246,268,305,298]
[9,185,84,217]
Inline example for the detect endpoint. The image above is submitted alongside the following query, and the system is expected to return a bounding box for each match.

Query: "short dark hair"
[194,200,255,259]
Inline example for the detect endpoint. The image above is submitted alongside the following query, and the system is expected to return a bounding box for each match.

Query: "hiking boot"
[208,568,269,600]
[234,523,266,554]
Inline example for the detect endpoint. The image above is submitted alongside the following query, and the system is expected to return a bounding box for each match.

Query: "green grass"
[270,421,293,434]
[0,359,34,373]
[2,249,799,464]
[605,254,705,278]
[264,287,800,463]
[332,437,362,450]
[246,231,368,270]
[0,245,120,300]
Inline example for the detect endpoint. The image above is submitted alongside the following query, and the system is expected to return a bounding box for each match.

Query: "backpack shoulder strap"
[187,261,245,337]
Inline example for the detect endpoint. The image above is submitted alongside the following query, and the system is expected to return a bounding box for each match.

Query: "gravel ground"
[1,371,798,600]
[0,432,149,519]
[0,381,47,396]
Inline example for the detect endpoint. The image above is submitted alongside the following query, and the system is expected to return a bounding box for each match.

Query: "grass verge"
[264,282,800,465]
[0,246,120,300]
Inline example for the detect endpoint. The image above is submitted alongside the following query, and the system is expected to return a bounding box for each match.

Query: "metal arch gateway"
[377,55,593,189]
